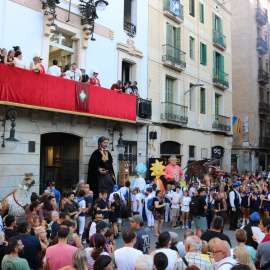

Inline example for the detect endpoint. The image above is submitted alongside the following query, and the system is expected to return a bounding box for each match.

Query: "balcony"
[160,102,188,126]
[162,44,186,72]
[258,69,269,85]
[212,30,226,51]
[256,8,267,26]
[260,137,270,148]
[258,102,270,116]
[257,37,268,54]
[212,115,231,132]
[213,69,229,90]
[0,64,138,123]
[124,21,136,37]
[163,0,184,23]
[136,98,152,124]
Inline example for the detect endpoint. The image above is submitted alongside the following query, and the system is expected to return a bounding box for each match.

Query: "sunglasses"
[233,254,238,259]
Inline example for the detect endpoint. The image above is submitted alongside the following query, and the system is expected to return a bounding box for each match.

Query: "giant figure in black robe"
[87,136,116,199]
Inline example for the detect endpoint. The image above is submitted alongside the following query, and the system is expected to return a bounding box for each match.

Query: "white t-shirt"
[119,186,129,197]
[89,221,97,237]
[132,194,142,213]
[156,248,178,270]
[113,247,143,270]
[85,247,109,266]
[109,191,125,203]
[72,69,82,81]
[171,191,182,209]
[63,70,72,79]
[48,65,61,77]
[145,193,154,208]
[14,58,25,69]
[78,198,86,209]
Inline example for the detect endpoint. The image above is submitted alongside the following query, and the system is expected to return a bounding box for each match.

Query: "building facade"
[148,0,233,173]
[0,0,150,198]
[231,0,270,172]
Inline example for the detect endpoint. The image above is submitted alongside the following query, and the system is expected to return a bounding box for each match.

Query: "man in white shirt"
[145,188,154,230]
[164,184,174,222]
[132,188,143,217]
[48,60,61,77]
[71,63,82,82]
[189,181,199,197]
[112,229,143,270]
[169,185,182,229]
[108,185,126,207]
[229,181,242,231]
[213,241,237,270]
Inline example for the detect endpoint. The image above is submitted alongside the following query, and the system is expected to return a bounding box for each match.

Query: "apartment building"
[148,0,233,173]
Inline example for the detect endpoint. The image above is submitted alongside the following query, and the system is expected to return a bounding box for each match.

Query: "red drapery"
[0,64,137,122]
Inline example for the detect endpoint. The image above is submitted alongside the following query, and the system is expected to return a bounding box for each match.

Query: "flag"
[75,81,90,112]
[236,118,241,133]
[232,116,238,127]
[244,117,248,133]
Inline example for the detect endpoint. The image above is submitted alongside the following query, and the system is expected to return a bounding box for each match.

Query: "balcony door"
[49,30,75,69]
[166,23,181,60]
[122,61,133,83]
[215,94,220,120]
[165,77,174,118]
[213,51,224,82]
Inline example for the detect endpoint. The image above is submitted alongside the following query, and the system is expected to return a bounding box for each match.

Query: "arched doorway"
[40,133,80,193]
[160,141,182,166]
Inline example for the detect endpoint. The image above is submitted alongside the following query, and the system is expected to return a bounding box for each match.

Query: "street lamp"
[116,130,126,155]
[1,109,19,150]
[184,82,204,95]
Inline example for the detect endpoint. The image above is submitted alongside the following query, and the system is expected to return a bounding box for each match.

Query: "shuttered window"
[189,0,195,17]
[200,42,207,66]
[199,2,204,23]
[190,37,194,60]
[200,88,206,114]
[166,23,181,58]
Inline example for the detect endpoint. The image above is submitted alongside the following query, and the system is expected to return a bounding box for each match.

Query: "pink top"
[46,244,77,270]
[164,164,183,182]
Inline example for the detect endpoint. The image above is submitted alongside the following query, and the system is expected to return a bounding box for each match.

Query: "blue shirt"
[133,227,150,254]
[50,188,61,204]
[85,194,94,217]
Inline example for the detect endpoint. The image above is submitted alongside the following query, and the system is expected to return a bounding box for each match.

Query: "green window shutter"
[204,44,207,66]
[190,0,195,16]
[166,23,173,57]
[202,4,204,23]
[175,27,181,60]
[213,50,216,75]
[219,54,225,81]
[218,17,223,34]
[212,12,216,30]
[166,0,170,9]
[215,95,219,119]
[166,77,174,103]
[200,88,206,114]
[200,3,204,23]
[190,37,193,59]
[200,42,203,65]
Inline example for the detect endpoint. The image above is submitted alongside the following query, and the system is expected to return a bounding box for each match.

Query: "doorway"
[40,133,80,193]
[122,61,133,83]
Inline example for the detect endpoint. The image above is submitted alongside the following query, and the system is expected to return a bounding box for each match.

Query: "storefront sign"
[212,146,224,158]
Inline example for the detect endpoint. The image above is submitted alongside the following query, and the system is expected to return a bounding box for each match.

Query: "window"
[165,77,174,103]
[200,42,207,66]
[212,13,223,34]
[124,0,137,35]
[166,23,181,53]
[200,88,206,114]
[189,0,195,17]
[267,90,269,105]
[215,94,220,120]
[213,50,224,79]
[190,37,195,60]
[199,2,204,23]
[189,146,195,158]
[119,141,137,175]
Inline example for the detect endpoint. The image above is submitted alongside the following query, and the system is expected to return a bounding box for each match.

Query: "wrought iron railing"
[258,68,269,84]
[124,21,136,37]
[160,102,188,124]
[256,7,267,25]
[258,102,270,114]
[162,44,186,68]
[257,37,268,53]
[213,69,229,88]
[212,115,231,132]
[213,30,226,49]
[163,0,184,21]
[137,98,152,119]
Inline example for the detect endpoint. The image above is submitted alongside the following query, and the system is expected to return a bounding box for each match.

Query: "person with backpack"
[145,188,154,231]
[190,187,207,238]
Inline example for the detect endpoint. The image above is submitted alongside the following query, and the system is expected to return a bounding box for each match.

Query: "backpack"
[189,195,200,216]
[124,189,129,202]
[147,197,156,212]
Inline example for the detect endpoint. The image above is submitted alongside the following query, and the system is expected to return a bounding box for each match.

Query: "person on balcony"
[111,80,122,93]
[48,59,61,77]
[81,69,89,83]
[89,72,101,86]
[30,56,42,73]
[62,65,73,80]
[71,63,82,82]
[39,57,46,74]
[0,48,7,64]
[4,50,15,66]
[14,51,26,69]
[131,81,140,97]
[87,136,116,200]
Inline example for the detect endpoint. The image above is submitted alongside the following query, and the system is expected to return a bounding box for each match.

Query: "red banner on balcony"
[0,65,137,122]
[75,81,90,112]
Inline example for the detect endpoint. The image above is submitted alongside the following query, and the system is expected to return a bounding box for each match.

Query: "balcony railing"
[162,44,186,71]
[163,0,184,23]
[212,115,231,132]
[256,8,267,26]
[137,98,152,120]
[124,21,136,37]
[257,37,268,54]
[260,137,270,148]
[258,68,269,85]
[213,69,229,89]
[212,30,226,50]
[160,102,188,125]
[258,102,270,115]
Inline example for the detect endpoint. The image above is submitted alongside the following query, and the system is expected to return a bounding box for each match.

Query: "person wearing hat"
[87,136,116,200]
[111,80,122,93]
[229,181,242,231]
[129,214,150,254]
[90,71,101,86]
[243,212,259,250]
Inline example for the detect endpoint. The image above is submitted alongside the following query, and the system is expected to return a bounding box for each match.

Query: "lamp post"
[116,130,126,155]
[79,0,109,41]
[184,82,204,95]
[1,109,19,150]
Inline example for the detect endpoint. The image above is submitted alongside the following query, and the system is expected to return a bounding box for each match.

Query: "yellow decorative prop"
[150,159,166,193]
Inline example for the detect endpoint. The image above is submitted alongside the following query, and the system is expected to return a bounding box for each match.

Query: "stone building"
[231,0,270,172]
[147,0,233,172]
[0,0,151,198]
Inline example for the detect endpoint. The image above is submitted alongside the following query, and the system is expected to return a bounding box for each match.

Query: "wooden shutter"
[219,54,225,81]
[215,94,219,120]
[200,3,204,23]
[204,44,207,66]
[166,23,173,57]
[166,0,170,9]
[190,0,195,16]
[200,42,203,65]
[175,27,181,60]
[166,77,174,103]
[218,17,223,34]
[213,50,216,75]
[200,88,206,114]
[190,37,193,59]
[212,12,216,30]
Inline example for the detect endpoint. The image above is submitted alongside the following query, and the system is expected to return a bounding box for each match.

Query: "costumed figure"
[150,159,166,193]
[132,164,147,193]
[164,155,184,185]
[87,136,116,199]
[90,71,101,86]
[185,159,222,187]
[2,173,35,222]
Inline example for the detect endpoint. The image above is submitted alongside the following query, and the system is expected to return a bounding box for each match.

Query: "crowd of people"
[0,46,140,97]
[1,167,270,270]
